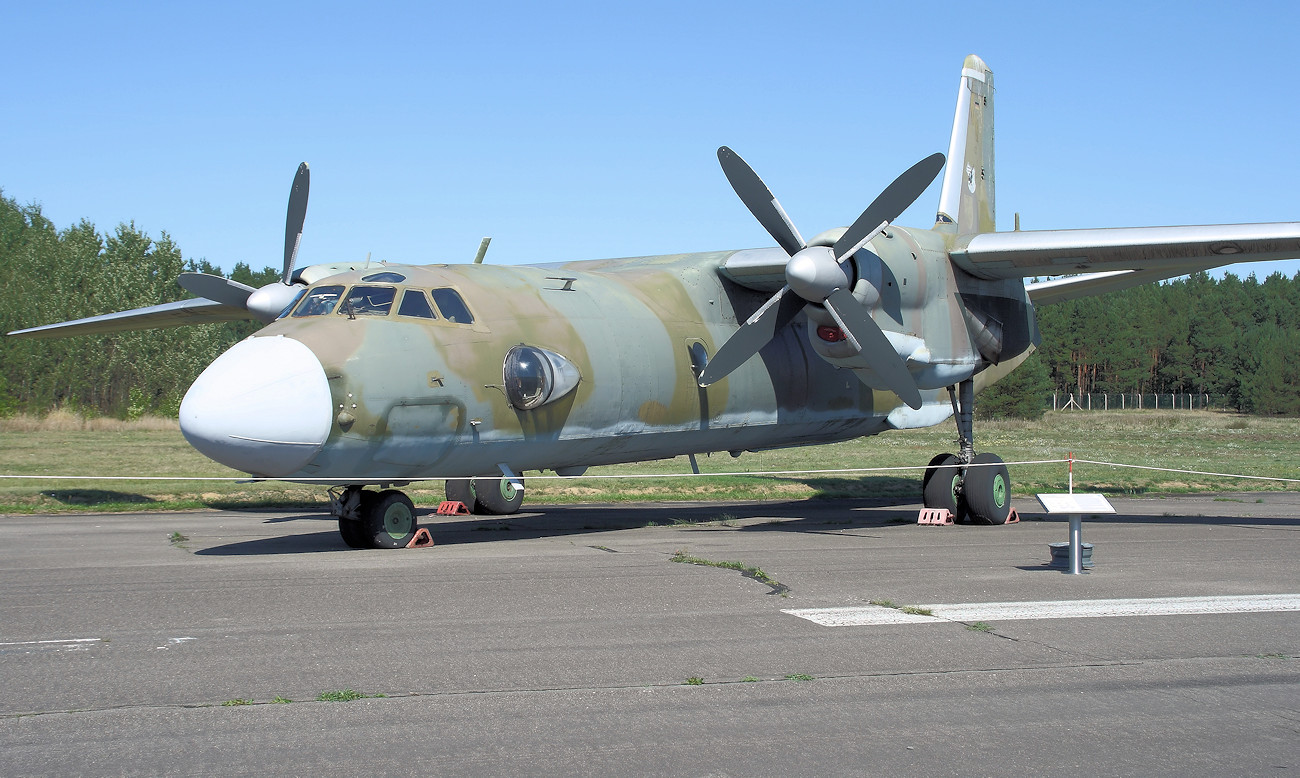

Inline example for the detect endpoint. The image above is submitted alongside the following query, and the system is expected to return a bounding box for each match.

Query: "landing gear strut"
[921,378,1013,525]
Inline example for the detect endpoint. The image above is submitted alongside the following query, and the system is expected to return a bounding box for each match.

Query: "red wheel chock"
[917,508,954,526]
[1004,507,1020,524]
[405,528,434,548]
[437,501,471,515]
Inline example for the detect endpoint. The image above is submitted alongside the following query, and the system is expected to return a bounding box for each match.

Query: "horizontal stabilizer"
[7,298,253,340]
[953,223,1300,280]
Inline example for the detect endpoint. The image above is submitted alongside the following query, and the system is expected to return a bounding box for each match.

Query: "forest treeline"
[1,189,1298,417]
[0,191,276,417]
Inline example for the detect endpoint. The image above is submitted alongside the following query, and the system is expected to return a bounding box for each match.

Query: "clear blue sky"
[5,1,1299,280]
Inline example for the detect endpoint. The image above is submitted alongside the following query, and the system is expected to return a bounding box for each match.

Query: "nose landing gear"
[332,486,419,549]
[921,379,1014,525]
[330,475,528,549]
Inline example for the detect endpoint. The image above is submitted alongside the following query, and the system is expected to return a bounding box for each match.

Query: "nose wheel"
[332,486,419,549]
[921,380,1014,525]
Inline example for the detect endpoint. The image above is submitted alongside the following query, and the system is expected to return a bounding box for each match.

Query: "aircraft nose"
[180,335,333,477]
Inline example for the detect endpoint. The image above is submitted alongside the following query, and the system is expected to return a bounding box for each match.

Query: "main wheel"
[365,490,418,548]
[444,477,478,510]
[922,452,956,494]
[964,453,1012,525]
[923,454,962,516]
[473,476,525,515]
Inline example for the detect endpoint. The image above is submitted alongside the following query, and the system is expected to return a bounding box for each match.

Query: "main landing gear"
[330,477,528,550]
[921,379,1014,525]
[443,476,525,516]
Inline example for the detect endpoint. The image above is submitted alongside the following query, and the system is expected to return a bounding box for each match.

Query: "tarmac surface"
[1,493,1297,776]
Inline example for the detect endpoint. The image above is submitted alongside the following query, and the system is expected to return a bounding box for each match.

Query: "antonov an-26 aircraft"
[11,55,1300,549]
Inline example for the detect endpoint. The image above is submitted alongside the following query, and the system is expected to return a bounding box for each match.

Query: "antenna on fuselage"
[473,237,492,264]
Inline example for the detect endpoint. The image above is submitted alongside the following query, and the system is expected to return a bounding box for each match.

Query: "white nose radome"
[180,336,332,477]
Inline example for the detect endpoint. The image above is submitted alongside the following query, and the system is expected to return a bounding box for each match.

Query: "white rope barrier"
[1071,458,1300,485]
[0,456,1295,485]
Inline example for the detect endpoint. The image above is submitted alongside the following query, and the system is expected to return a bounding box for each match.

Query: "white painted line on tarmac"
[0,637,101,654]
[784,594,1300,627]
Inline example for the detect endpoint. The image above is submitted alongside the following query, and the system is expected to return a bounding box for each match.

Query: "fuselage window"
[397,289,437,319]
[292,285,344,317]
[431,288,474,324]
[340,285,396,316]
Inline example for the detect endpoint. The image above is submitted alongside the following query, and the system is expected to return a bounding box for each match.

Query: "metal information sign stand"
[1036,493,1116,574]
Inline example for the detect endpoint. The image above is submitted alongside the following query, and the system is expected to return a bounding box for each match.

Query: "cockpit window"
[292,285,344,317]
[362,271,407,283]
[397,289,437,319]
[340,285,396,316]
[431,288,474,324]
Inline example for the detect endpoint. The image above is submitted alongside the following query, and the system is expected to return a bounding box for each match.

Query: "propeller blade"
[178,273,256,308]
[717,147,805,256]
[697,286,803,387]
[824,288,922,410]
[832,152,946,262]
[283,162,310,284]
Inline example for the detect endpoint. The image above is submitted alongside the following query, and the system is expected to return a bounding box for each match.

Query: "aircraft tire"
[474,477,525,515]
[338,517,370,548]
[339,489,377,548]
[922,452,956,494]
[444,478,478,512]
[366,490,418,548]
[923,454,962,517]
[964,453,1012,525]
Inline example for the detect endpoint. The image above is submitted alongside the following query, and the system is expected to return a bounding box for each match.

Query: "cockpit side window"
[340,285,396,316]
[292,285,344,317]
[397,289,437,319]
[431,288,474,324]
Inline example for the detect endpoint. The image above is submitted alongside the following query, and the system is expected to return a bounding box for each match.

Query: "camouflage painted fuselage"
[243,224,1036,482]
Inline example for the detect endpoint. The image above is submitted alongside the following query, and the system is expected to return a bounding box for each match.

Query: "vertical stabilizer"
[935,55,995,235]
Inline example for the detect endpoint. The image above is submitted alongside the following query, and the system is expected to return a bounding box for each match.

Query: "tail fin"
[935,54,995,235]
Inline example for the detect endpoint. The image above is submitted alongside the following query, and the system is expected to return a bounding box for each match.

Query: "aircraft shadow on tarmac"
[192,497,921,556]
[191,497,1298,556]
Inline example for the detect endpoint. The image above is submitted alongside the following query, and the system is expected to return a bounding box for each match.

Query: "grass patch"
[670,550,790,596]
[685,677,704,686]
[871,600,933,616]
[222,698,253,707]
[271,696,293,704]
[1,410,1297,514]
[316,689,385,702]
[784,673,815,682]
[967,621,994,632]
[742,676,760,682]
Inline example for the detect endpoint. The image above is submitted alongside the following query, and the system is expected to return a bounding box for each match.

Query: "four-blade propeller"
[697,148,945,410]
[178,162,311,322]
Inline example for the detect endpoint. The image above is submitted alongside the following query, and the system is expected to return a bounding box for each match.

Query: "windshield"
[291,285,344,317]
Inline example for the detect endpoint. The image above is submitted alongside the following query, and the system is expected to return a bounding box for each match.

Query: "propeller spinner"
[698,149,945,410]
[178,162,311,322]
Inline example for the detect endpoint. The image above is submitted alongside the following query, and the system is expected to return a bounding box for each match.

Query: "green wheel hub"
[382,501,414,539]
[992,474,1007,508]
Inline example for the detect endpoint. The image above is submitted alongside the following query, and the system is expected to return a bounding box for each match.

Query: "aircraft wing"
[951,222,1300,281]
[7,298,254,340]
